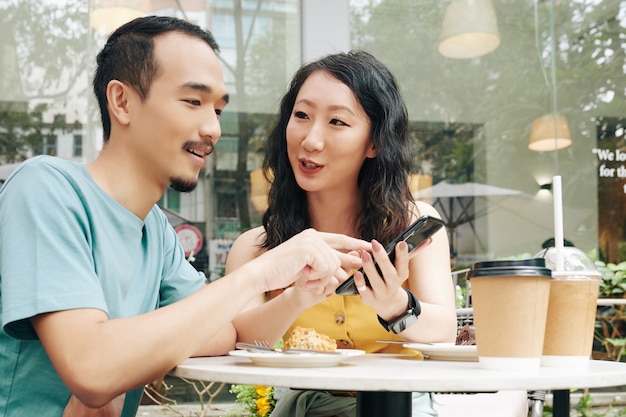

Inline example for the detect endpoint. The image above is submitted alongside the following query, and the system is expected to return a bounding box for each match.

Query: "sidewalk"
[137,403,236,416]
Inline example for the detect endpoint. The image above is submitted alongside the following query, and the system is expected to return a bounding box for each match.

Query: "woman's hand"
[354,239,430,320]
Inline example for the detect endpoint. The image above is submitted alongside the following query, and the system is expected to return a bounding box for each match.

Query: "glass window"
[40,135,57,157]
[73,134,82,157]
[159,188,181,213]
[1,0,624,275]
[347,0,626,266]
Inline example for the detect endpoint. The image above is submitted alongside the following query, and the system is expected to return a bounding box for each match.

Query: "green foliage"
[410,121,482,184]
[590,252,626,298]
[454,284,467,309]
[0,0,90,163]
[0,103,46,163]
[225,385,275,417]
[603,338,626,362]
[224,340,282,416]
[572,392,626,417]
[586,249,624,297]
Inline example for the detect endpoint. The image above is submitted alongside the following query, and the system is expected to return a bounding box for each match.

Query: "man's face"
[126,32,229,192]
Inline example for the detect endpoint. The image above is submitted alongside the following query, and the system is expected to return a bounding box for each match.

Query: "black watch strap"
[377,288,421,334]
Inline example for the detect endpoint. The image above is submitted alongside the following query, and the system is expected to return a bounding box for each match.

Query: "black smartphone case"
[335,215,445,295]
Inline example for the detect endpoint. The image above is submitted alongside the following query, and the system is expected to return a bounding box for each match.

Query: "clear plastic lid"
[534,246,600,277]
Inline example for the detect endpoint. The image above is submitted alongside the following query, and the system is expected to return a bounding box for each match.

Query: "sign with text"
[594,117,626,263]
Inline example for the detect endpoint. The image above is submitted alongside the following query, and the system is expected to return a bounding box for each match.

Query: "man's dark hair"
[93,16,220,141]
[541,237,575,249]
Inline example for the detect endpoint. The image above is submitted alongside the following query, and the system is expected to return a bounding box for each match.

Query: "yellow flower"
[228,384,275,417]
[256,396,271,416]
[255,385,268,397]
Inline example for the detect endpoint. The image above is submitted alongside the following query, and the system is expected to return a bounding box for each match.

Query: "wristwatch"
[377,288,421,334]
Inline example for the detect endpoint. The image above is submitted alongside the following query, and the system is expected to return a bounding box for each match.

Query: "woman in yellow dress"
[227,50,457,417]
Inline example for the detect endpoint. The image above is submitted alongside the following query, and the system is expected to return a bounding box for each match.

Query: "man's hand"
[62,393,125,417]
[256,229,370,294]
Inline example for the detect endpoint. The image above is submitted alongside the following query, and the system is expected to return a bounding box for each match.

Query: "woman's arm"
[354,201,457,343]
[228,227,370,346]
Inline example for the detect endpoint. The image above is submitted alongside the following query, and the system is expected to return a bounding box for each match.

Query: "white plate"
[368,352,422,358]
[229,349,366,368]
[403,343,477,362]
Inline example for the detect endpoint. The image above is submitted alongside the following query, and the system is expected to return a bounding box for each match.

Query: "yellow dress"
[280,293,419,355]
[268,293,434,417]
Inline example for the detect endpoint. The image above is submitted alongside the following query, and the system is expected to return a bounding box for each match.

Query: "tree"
[0,0,89,164]
[216,0,297,229]
[350,0,626,257]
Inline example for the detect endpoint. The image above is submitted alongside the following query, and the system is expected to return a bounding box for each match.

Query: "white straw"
[553,175,565,272]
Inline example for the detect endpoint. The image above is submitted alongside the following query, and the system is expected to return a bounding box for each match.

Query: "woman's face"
[286,71,375,194]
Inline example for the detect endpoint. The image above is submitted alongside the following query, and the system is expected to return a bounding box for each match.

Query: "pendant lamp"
[438,0,500,59]
[528,114,572,152]
[90,0,150,34]
[250,169,271,214]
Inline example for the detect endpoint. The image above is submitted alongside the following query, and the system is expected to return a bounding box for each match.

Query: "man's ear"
[107,80,132,126]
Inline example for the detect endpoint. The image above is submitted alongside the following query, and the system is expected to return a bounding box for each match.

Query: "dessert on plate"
[283,326,337,352]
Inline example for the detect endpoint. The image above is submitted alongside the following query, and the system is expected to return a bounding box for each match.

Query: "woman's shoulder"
[233,226,266,247]
[410,199,443,221]
[226,226,267,270]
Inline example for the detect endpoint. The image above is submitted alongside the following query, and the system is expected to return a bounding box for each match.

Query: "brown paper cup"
[541,271,600,368]
[469,259,552,370]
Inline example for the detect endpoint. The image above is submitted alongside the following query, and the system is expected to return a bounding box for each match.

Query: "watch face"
[390,313,418,334]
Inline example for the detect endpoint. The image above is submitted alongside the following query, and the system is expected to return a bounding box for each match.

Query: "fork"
[254,339,276,349]
[256,339,344,355]
[235,340,344,355]
[235,341,282,353]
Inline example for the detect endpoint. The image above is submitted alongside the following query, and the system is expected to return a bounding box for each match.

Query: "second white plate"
[403,343,477,362]
[229,349,365,368]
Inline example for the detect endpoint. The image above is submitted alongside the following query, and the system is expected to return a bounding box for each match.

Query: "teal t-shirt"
[0,156,205,417]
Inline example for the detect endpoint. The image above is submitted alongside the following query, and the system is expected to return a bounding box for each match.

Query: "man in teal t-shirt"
[0,155,206,416]
[0,16,369,417]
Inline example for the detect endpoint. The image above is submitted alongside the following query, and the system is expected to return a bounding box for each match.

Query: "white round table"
[171,354,626,417]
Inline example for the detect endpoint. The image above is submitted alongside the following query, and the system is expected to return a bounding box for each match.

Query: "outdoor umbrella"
[413,180,591,258]
[413,181,522,252]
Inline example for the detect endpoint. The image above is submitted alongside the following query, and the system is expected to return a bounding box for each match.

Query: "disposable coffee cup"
[536,246,601,367]
[468,259,552,370]
[541,271,600,367]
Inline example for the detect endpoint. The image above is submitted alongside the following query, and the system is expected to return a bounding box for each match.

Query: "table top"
[597,298,626,306]
[171,354,626,393]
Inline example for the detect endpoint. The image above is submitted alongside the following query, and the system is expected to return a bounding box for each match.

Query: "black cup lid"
[472,258,546,269]
[468,258,552,279]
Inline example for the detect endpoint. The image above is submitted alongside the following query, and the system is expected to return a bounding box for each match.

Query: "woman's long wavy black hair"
[261,50,413,249]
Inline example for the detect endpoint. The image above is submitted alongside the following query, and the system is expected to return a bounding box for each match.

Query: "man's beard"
[170,177,198,192]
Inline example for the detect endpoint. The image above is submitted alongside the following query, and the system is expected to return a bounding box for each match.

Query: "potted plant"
[590,249,626,361]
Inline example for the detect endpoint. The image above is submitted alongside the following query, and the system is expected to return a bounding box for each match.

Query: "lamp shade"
[250,169,271,214]
[408,174,433,194]
[528,114,572,152]
[438,0,500,59]
[409,173,433,204]
[91,0,150,34]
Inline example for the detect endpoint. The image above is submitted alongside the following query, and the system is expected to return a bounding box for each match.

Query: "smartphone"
[335,215,445,296]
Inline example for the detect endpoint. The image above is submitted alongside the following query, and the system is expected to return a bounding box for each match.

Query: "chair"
[433,390,530,417]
